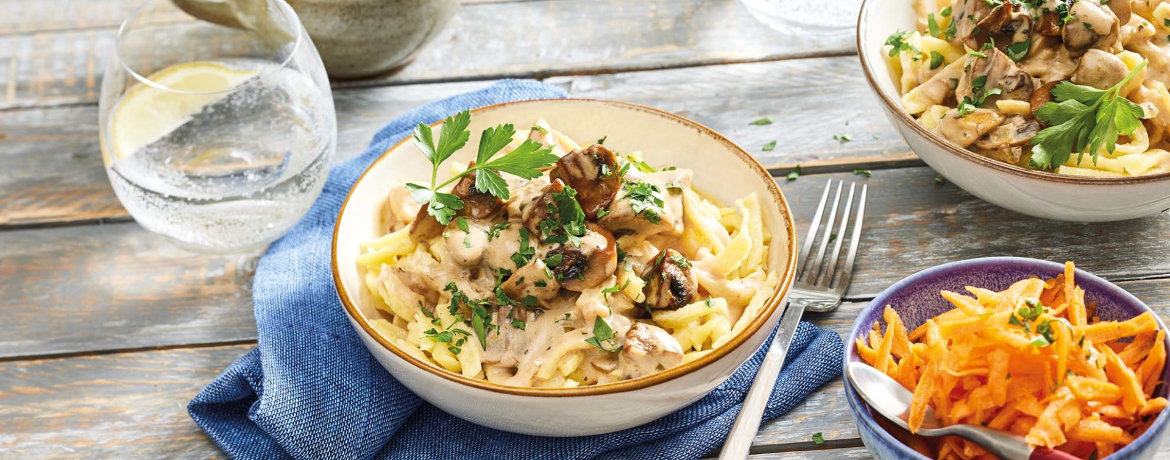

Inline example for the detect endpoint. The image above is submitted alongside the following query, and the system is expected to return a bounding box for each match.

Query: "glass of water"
[739,0,862,35]
[99,0,336,253]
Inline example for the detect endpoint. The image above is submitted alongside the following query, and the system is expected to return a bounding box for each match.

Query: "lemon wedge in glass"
[107,61,259,163]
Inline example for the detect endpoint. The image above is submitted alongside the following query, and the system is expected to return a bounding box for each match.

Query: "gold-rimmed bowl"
[857,0,1170,222]
[331,99,799,436]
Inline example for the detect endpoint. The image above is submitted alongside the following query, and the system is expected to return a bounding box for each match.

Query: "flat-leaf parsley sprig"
[1029,60,1149,169]
[406,111,560,225]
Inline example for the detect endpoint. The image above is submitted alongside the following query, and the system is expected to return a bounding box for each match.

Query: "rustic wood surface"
[1,0,1168,458]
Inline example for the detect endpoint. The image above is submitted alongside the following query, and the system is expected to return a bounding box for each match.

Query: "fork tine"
[807,180,843,283]
[796,180,833,279]
[835,183,867,291]
[815,182,855,287]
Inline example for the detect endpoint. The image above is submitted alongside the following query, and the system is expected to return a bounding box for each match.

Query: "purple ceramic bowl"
[843,257,1170,460]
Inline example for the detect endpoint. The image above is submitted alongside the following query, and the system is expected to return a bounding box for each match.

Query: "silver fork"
[719,180,867,459]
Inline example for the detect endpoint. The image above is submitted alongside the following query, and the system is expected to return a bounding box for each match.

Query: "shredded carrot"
[855,262,1167,460]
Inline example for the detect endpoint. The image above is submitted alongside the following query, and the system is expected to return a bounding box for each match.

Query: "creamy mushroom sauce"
[889,0,1170,177]
[361,120,779,388]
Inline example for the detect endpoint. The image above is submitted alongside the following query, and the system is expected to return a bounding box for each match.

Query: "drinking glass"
[99,0,336,253]
[739,0,862,35]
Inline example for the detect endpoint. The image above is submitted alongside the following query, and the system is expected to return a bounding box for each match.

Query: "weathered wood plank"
[0,344,249,460]
[0,56,911,227]
[3,166,1169,358]
[0,223,259,359]
[0,0,853,110]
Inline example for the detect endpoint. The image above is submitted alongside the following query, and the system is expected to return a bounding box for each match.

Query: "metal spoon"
[845,362,1081,460]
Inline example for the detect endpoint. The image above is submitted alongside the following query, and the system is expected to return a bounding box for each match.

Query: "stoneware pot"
[857,0,1170,222]
[174,0,459,78]
[844,257,1170,460]
[332,99,800,436]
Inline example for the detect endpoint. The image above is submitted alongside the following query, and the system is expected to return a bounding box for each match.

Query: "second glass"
[99,0,337,254]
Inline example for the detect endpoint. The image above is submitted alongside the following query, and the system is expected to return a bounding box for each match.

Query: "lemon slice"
[108,62,259,162]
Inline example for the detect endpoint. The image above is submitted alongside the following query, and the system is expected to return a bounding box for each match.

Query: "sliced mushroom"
[502,258,561,306]
[1062,1,1120,56]
[549,144,622,220]
[1104,0,1131,25]
[966,2,1032,50]
[1071,48,1129,90]
[935,108,1007,148]
[642,249,698,310]
[519,179,565,237]
[1030,80,1062,116]
[1035,12,1063,36]
[974,115,1042,150]
[952,0,997,48]
[409,162,505,242]
[547,222,617,292]
[957,48,1036,104]
[619,322,684,379]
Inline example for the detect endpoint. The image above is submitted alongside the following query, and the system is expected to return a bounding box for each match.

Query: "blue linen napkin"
[188,79,844,460]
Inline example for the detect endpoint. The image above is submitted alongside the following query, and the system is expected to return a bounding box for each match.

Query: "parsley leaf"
[812,432,825,445]
[750,117,773,125]
[487,222,510,241]
[762,140,777,151]
[622,181,666,224]
[930,51,945,69]
[928,13,942,38]
[1005,39,1030,62]
[885,30,920,57]
[407,112,558,225]
[584,317,622,352]
[853,169,872,177]
[1031,61,1148,169]
[787,164,801,181]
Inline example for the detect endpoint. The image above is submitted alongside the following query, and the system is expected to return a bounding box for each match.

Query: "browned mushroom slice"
[642,249,698,310]
[520,179,565,237]
[547,222,617,292]
[957,48,1036,104]
[1030,80,1062,116]
[619,322,684,378]
[409,162,505,242]
[1104,0,1131,26]
[967,3,1031,50]
[1035,12,1062,36]
[1062,1,1120,56]
[952,0,996,48]
[974,115,1042,150]
[549,145,621,220]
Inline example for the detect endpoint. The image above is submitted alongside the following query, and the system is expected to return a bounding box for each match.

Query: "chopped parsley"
[834,133,853,143]
[940,6,951,16]
[584,317,622,352]
[486,222,510,241]
[928,13,942,38]
[470,304,493,349]
[511,228,536,268]
[930,51,945,69]
[530,125,547,133]
[853,169,872,177]
[669,253,692,269]
[935,175,946,185]
[787,164,801,181]
[885,30,920,57]
[544,252,564,268]
[602,279,631,301]
[1006,39,1031,62]
[812,432,825,445]
[622,181,667,224]
[762,140,777,151]
[957,74,1002,116]
[597,135,608,145]
[455,216,472,248]
[750,117,773,125]
[538,185,587,245]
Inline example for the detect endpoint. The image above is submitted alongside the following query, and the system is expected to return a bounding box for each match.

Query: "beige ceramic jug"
[172,0,459,78]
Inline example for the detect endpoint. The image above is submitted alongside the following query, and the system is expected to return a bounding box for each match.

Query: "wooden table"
[1,0,1168,458]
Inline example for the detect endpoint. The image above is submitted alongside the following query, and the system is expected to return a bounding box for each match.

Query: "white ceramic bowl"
[857,0,1170,222]
[332,99,799,436]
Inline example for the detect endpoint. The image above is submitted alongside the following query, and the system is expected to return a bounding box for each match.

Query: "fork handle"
[719,301,807,460]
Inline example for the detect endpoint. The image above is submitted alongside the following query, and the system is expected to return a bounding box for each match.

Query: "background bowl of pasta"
[331,99,799,436]
[857,0,1170,222]
[843,257,1170,460]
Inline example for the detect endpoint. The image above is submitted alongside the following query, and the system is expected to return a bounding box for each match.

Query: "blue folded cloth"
[188,79,844,460]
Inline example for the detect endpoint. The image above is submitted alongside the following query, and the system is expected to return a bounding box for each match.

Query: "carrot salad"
[856,262,1168,459]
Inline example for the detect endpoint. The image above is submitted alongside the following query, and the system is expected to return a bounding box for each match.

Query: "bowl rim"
[842,256,1170,460]
[855,0,1170,186]
[331,98,800,397]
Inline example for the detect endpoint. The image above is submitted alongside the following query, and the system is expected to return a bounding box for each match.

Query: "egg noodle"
[857,262,1168,459]
[357,119,778,388]
[887,0,1170,177]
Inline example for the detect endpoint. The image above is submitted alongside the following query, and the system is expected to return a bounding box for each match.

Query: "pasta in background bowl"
[332,99,798,436]
[858,0,1170,222]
